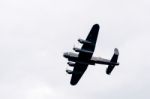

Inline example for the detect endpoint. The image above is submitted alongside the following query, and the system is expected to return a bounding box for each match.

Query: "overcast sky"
[0,0,150,99]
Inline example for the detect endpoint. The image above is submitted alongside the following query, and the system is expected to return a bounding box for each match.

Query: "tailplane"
[106,48,119,75]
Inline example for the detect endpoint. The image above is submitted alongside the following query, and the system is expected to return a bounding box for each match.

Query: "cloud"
[0,0,150,99]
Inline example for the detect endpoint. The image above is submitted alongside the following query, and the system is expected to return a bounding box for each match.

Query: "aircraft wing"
[78,24,99,59]
[70,24,100,85]
[70,63,88,85]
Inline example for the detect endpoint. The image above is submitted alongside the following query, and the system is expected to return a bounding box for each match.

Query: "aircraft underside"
[63,24,120,85]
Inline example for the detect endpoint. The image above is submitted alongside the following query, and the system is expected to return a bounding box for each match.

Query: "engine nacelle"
[73,47,93,54]
[66,69,73,74]
[70,59,95,65]
[67,61,76,67]
[78,39,94,45]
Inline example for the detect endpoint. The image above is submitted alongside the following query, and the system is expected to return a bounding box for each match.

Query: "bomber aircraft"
[63,24,119,85]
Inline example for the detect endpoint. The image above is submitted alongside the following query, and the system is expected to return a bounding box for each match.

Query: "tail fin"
[106,48,119,75]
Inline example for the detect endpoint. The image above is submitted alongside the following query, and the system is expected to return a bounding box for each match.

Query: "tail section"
[106,48,119,75]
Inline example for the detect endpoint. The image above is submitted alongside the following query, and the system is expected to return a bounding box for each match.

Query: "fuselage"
[63,52,119,66]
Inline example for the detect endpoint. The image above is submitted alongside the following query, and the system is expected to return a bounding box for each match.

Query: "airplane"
[63,24,119,85]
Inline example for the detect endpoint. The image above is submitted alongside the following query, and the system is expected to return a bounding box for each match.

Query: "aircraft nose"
[63,52,68,58]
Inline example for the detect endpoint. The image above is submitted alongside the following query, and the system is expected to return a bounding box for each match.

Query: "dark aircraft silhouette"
[63,24,119,85]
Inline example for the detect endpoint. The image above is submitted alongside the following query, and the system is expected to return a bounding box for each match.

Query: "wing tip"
[70,81,77,86]
[93,24,100,29]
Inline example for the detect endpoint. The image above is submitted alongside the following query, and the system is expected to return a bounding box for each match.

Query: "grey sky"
[0,0,150,99]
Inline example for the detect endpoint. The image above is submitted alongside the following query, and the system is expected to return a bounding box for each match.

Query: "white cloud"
[26,84,58,99]
[0,0,150,99]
